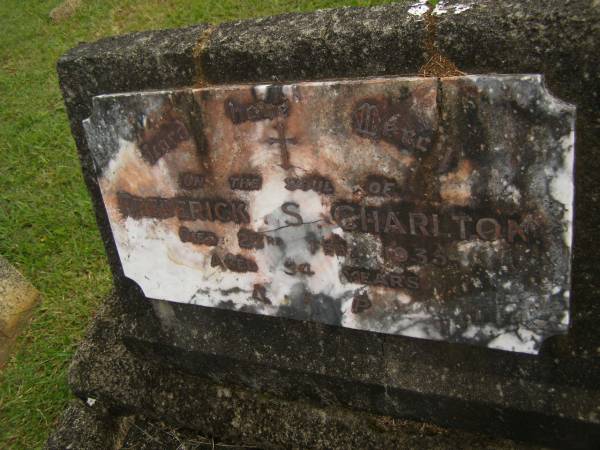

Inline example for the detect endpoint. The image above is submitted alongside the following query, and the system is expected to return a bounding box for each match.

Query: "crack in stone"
[259,219,324,234]
[419,3,464,77]
[193,24,216,86]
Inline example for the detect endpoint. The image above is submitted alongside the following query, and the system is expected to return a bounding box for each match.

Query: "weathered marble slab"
[83,75,575,354]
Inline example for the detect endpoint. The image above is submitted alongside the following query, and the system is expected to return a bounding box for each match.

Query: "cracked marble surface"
[83,75,574,354]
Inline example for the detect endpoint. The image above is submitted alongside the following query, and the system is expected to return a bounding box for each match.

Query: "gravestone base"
[48,293,534,450]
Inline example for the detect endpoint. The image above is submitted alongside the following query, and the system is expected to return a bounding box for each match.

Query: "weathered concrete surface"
[56,0,600,448]
[201,1,424,83]
[61,293,539,450]
[45,400,132,450]
[0,256,40,368]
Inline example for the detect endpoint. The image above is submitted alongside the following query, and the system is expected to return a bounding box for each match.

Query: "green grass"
[0,0,400,447]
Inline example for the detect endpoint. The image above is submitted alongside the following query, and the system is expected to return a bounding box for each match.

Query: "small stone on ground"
[0,255,40,368]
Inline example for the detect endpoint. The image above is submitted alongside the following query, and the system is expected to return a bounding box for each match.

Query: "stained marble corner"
[83,75,575,354]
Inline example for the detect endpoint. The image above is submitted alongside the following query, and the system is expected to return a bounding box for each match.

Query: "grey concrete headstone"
[55,1,600,448]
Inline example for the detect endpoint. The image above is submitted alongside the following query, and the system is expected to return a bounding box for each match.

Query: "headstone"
[84,75,574,354]
[51,1,600,448]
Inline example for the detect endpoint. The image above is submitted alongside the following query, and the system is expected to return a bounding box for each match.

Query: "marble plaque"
[83,75,575,354]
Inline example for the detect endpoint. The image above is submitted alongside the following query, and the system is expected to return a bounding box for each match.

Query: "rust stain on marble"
[83,75,575,354]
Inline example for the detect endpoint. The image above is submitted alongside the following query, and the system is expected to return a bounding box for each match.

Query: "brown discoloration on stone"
[419,7,465,78]
[192,25,216,87]
[440,159,477,206]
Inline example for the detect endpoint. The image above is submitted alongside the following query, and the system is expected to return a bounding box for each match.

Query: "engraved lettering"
[231,201,250,224]
[214,202,230,222]
[179,172,205,190]
[211,253,225,269]
[432,214,440,237]
[281,202,303,226]
[322,234,348,257]
[409,213,429,236]
[225,97,290,124]
[179,226,218,246]
[117,193,250,224]
[361,208,380,233]
[332,204,358,231]
[353,103,381,139]
[351,292,372,313]
[252,284,271,304]
[452,215,473,240]
[267,121,296,170]
[364,176,401,197]
[284,176,335,195]
[385,246,409,264]
[284,259,315,276]
[476,218,501,241]
[384,212,407,234]
[238,228,264,250]
[223,253,258,273]
[189,200,212,221]
[229,174,262,191]
[342,266,419,290]
[415,136,431,152]
[508,219,528,243]
[139,120,189,165]
[225,99,245,124]
[173,198,193,220]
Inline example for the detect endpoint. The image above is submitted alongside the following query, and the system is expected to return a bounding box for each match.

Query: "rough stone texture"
[45,399,132,450]
[120,417,260,449]
[201,1,423,83]
[56,1,600,449]
[0,255,40,368]
[64,293,539,450]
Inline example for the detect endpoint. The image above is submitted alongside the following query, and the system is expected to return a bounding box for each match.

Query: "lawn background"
[0,0,402,447]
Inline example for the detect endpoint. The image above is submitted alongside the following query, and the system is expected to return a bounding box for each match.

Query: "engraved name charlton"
[331,203,530,242]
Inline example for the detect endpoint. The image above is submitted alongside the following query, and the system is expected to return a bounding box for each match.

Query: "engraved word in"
[179,172,205,190]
